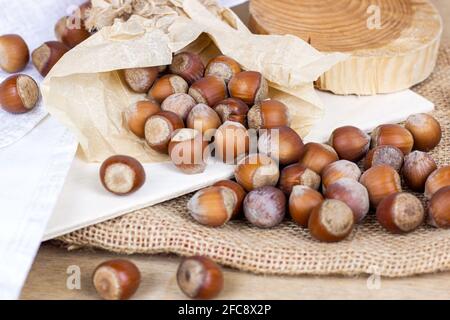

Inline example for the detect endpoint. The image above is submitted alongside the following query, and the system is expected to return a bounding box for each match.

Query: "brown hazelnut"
[161,93,196,120]
[93,259,141,300]
[235,154,280,192]
[402,151,437,192]
[364,145,404,172]
[244,186,286,228]
[371,124,414,155]
[213,180,247,219]
[55,16,91,49]
[212,98,249,126]
[405,113,442,152]
[32,41,69,77]
[325,178,370,223]
[205,55,241,83]
[278,163,321,195]
[186,104,222,140]
[148,74,188,103]
[360,165,402,207]
[258,126,304,166]
[126,100,160,138]
[177,256,224,300]
[376,193,424,234]
[0,74,39,114]
[144,111,184,154]
[321,160,361,192]
[308,199,354,243]
[247,99,290,130]
[228,71,268,105]
[188,186,236,227]
[0,34,29,73]
[428,186,450,229]
[123,67,159,93]
[169,52,205,84]
[214,121,250,164]
[189,76,228,107]
[99,155,146,196]
[298,143,339,175]
[329,126,370,162]
[424,166,450,199]
[289,186,323,227]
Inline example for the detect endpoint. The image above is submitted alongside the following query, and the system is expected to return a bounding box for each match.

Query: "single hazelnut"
[0,74,40,114]
[148,74,188,103]
[161,93,196,121]
[123,67,159,93]
[189,76,228,107]
[364,145,404,172]
[321,160,361,192]
[169,52,205,84]
[214,121,250,164]
[258,126,304,166]
[424,166,450,199]
[213,180,247,219]
[329,126,370,162]
[168,128,209,174]
[0,34,29,73]
[205,55,241,83]
[247,99,290,130]
[278,163,321,195]
[186,103,222,141]
[235,154,280,192]
[402,151,437,192]
[376,193,424,234]
[244,186,286,228]
[308,199,355,243]
[177,256,224,300]
[325,178,370,223]
[428,186,450,229]
[360,165,402,207]
[228,71,268,105]
[187,186,236,227]
[31,41,69,77]
[144,111,184,154]
[126,100,160,138]
[371,124,414,155]
[99,155,146,195]
[289,185,324,227]
[212,98,249,126]
[92,259,141,300]
[298,143,339,175]
[55,16,91,49]
[405,113,442,152]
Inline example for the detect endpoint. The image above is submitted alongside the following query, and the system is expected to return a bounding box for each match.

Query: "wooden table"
[21,0,450,300]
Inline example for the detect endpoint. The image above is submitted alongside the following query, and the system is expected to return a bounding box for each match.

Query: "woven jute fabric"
[57,45,450,278]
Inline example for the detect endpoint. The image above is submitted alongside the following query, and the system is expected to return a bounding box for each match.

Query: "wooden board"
[249,0,443,95]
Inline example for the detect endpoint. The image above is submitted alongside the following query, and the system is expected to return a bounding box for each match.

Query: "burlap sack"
[57,45,450,278]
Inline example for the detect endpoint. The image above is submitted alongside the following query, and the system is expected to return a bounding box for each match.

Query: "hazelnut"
[258,126,304,166]
[177,256,223,300]
[189,76,228,107]
[126,100,160,139]
[428,186,450,229]
[364,145,404,172]
[289,185,324,227]
[148,74,188,103]
[123,67,159,93]
[405,113,442,152]
[93,259,141,300]
[279,163,321,195]
[360,165,402,207]
[329,126,370,162]
[228,71,268,105]
[168,128,209,174]
[213,98,249,126]
[169,52,205,84]
[214,121,250,164]
[188,186,236,227]
[0,74,39,114]
[424,166,450,199]
[99,155,146,195]
[0,34,29,73]
[247,99,290,130]
[213,180,247,219]
[32,41,69,77]
[321,160,361,192]
[55,16,91,48]
[161,93,196,121]
[205,55,241,83]
[144,111,184,154]
[235,154,280,192]
[325,178,370,223]
[298,143,339,175]
[402,151,437,192]
[308,199,355,243]
[376,193,424,234]
[186,104,222,141]
[244,186,286,228]
[371,124,414,155]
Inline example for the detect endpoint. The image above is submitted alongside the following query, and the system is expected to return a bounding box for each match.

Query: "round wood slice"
[249,0,442,95]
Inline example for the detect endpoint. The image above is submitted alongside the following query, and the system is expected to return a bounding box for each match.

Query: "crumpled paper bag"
[42,0,347,162]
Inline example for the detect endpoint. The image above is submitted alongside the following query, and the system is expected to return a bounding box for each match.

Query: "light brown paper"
[42,0,348,162]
